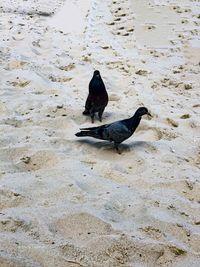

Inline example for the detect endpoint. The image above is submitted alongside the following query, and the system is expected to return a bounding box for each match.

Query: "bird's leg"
[98,109,104,122]
[90,112,95,123]
[114,142,121,154]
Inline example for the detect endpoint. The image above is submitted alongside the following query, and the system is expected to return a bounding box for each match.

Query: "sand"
[0,0,200,266]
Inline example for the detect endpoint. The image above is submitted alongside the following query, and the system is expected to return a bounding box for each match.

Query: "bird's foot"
[114,144,121,154]
[83,110,89,115]
[116,148,122,154]
[98,111,103,122]
[90,113,95,123]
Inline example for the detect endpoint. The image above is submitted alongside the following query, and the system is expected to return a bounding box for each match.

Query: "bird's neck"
[128,115,141,131]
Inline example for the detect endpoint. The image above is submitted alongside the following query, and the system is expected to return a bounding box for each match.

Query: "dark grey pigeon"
[83,70,108,123]
[76,107,152,154]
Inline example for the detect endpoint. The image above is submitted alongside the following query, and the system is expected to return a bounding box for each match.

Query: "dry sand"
[0,0,200,266]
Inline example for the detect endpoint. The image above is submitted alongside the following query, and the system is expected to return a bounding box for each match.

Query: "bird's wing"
[85,94,92,110]
[105,122,131,143]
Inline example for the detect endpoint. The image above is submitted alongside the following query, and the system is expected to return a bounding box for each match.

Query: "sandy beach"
[0,0,200,266]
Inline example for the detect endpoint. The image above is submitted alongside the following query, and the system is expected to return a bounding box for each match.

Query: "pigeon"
[83,70,108,123]
[76,107,152,154]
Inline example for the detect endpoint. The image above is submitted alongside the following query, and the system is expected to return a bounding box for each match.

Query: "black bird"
[76,107,152,154]
[83,70,108,123]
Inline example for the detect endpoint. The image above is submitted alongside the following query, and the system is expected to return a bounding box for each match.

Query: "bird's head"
[93,70,100,78]
[134,107,152,117]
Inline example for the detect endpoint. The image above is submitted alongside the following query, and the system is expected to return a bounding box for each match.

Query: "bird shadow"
[76,139,149,154]
[128,141,149,150]
[103,111,115,120]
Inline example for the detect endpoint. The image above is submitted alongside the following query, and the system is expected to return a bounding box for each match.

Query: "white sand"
[0,0,200,266]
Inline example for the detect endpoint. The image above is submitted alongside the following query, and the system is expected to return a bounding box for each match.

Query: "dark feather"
[83,70,108,123]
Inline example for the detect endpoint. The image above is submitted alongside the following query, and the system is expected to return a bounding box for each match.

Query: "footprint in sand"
[3,118,23,128]
[5,60,28,70]
[38,106,86,129]
[106,61,131,75]
[8,78,30,88]
[134,128,161,142]
[0,189,25,210]
[60,230,165,267]
[48,75,72,83]
[136,121,179,142]
[58,63,75,71]
[108,0,135,38]
[51,212,113,242]
[0,215,42,243]
[11,148,61,171]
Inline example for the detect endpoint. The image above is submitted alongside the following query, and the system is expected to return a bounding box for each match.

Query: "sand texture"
[0,0,200,266]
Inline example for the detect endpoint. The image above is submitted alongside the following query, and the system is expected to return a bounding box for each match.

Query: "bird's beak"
[147,112,152,117]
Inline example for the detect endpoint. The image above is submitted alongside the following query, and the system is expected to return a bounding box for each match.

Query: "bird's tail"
[75,130,100,139]
[75,131,92,137]
[75,131,87,137]
[82,110,90,115]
